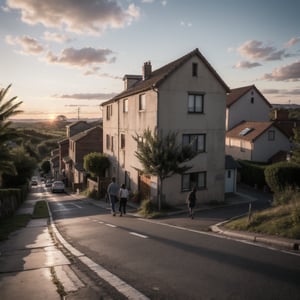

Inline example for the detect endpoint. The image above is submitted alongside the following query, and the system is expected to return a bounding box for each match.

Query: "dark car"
[31,176,38,186]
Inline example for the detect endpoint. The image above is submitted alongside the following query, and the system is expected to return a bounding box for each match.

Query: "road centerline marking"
[130,232,148,239]
[105,223,117,228]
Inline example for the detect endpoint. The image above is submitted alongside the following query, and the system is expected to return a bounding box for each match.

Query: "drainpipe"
[117,99,120,183]
[152,84,159,203]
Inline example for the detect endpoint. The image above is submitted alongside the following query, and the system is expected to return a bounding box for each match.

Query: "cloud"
[285,37,300,48]
[43,31,73,43]
[237,40,287,61]
[234,61,262,69]
[263,61,300,81]
[6,0,140,35]
[180,21,192,27]
[262,88,300,95]
[57,92,117,100]
[45,47,116,67]
[5,34,45,55]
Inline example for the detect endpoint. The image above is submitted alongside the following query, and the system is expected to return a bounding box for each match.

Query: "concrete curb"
[210,221,300,251]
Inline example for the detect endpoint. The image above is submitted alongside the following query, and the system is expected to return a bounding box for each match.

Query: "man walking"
[107,177,119,216]
[186,186,197,219]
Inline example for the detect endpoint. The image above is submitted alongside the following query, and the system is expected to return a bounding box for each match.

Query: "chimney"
[142,61,152,80]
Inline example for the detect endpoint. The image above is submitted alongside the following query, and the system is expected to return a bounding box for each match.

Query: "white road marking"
[105,223,117,228]
[130,232,148,239]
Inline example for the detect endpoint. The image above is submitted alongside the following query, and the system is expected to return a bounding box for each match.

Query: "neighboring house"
[58,138,69,181]
[225,121,291,162]
[101,48,230,205]
[226,85,272,131]
[64,125,103,190]
[49,149,59,179]
[66,120,91,138]
[225,155,240,193]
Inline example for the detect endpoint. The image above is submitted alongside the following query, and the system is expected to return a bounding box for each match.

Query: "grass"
[138,199,181,218]
[224,197,300,239]
[0,200,49,241]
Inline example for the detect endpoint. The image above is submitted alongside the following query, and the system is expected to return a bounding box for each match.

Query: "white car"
[51,181,65,193]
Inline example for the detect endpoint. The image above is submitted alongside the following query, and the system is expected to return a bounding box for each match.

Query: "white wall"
[227,88,271,130]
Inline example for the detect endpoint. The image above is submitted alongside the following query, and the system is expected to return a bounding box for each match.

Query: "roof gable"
[70,126,102,142]
[102,48,229,105]
[226,85,272,108]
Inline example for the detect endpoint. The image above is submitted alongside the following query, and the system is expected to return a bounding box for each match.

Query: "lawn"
[0,200,49,241]
[225,198,300,239]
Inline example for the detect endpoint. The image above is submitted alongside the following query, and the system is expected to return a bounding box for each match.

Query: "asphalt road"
[46,188,300,300]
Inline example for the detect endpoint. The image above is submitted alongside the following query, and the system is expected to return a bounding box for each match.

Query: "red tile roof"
[226,85,272,108]
[101,48,230,106]
[226,121,275,142]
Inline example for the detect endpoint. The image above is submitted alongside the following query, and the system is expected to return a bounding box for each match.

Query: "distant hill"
[272,103,300,110]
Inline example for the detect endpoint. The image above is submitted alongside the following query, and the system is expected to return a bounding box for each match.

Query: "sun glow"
[48,114,56,122]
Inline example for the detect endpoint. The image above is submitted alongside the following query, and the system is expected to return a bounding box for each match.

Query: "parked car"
[31,176,38,186]
[45,179,53,187]
[51,181,65,193]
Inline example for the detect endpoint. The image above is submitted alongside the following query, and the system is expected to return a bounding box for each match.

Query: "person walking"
[119,184,129,216]
[186,186,197,219]
[107,177,119,216]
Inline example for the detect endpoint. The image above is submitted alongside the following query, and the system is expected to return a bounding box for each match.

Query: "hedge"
[264,161,300,193]
[238,160,267,189]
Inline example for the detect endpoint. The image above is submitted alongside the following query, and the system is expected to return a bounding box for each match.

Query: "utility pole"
[77,107,80,120]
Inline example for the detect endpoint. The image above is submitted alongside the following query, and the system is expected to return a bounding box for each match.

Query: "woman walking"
[186,186,197,219]
[119,184,129,216]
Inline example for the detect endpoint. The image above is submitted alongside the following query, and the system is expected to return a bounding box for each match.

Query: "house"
[101,48,230,205]
[64,125,103,190]
[225,121,291,162]
[58,138,69,180]
[226,85,272,131]
[66,120,91,138]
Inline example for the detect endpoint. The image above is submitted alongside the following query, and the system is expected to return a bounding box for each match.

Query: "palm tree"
[0,84,23,179]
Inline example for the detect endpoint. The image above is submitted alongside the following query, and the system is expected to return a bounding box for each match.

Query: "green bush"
[264,162,300,193]
[238,160,267,188]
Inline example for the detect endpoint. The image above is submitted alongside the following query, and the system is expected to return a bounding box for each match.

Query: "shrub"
[264,161,300,193]
[238,160,267,188]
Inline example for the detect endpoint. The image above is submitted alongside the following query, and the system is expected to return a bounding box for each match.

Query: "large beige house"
[101,48,230,205]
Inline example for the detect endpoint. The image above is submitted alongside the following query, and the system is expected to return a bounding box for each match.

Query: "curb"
[210,222,300,251]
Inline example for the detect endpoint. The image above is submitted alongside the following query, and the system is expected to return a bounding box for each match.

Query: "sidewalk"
[0,198,84,300]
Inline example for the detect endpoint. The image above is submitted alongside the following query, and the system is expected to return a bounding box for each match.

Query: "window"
[139,94,146,111]
[123,99,128,113]
[120,133,125,149]
[182,172,206,191]
[111,136,114,152]
[106,134,110,150]
[182,134,206,152]
[268,130,275,141]
[251,97,254,104]
[188,93,204,113]
[192,63,198,77]
[106,105,112,120]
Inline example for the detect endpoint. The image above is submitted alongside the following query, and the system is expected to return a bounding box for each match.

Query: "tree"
[2,146,37,187]
[84,152,110,178]
[41,160,51,175]
[291,128,300,165]
[0,84,23,184]
[133,128,197,210]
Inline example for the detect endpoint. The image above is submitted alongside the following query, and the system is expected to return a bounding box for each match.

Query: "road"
[41,185,300,300]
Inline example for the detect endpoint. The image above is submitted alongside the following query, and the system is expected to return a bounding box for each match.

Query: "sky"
[1,0,300,120]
